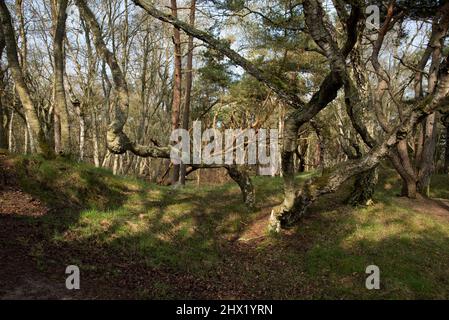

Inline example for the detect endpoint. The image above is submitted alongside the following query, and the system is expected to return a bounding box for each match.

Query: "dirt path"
[0,195,71,299]
[395,196,449,222]
[0,155,71,299]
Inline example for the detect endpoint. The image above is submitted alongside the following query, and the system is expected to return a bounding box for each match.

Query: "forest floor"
[1,153,449,299]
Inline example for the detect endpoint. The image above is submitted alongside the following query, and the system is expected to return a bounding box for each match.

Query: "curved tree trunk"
[75,0,255,207]
[269,150,381,232]
[225,166,255,208]
[0,1,49,155]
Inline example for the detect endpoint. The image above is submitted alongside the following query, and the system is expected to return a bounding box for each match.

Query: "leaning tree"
[130,0,449,231]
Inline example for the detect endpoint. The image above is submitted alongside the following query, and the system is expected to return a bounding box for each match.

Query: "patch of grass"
[300,198,449,299]
[13,154,141,210]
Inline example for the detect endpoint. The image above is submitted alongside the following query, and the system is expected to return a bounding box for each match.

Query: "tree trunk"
[417,112,438,194]
[170,0,182,185]
[0,31,6,149]
[0,90,6,149]
[346,166,378,206]
[92,109,100,167]
[75,104,85,161]
[179,0,196,186]
[444,120,449,174]
[401,178,418,199]
[24,124,29,154]
[52,0,71,154]
[79,114,85,161]
[15,0,27,72]
[113,155,119,175]
[269,139,390,232]
[226,166,255,208]
[102,151,112,168]
[8,109,14,152]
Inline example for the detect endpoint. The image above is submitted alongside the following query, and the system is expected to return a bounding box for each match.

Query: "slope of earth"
[1,154,449,299]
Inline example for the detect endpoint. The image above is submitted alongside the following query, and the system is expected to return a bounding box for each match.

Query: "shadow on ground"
[1,156,449,299]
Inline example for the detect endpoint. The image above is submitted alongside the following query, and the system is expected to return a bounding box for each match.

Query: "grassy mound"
[11,155,143,210]
[2,155,449,299]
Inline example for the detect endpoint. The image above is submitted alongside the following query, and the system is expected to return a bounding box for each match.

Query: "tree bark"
[15,0,27,73]
[77,105,85,161]
[92,108,100,167]
[417,113,438,194]
[402,178,418,199]
[346,167,378,206]
[0,99,5,149]
[269,108,430,232]
[52,0,71,154]
[226,166,255,208]
[8,109,14,152]
[0,30,6,149]
[445,125,449,174]
[170,0,182,185]
[179,0,196,186]
[443,114,449,174]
